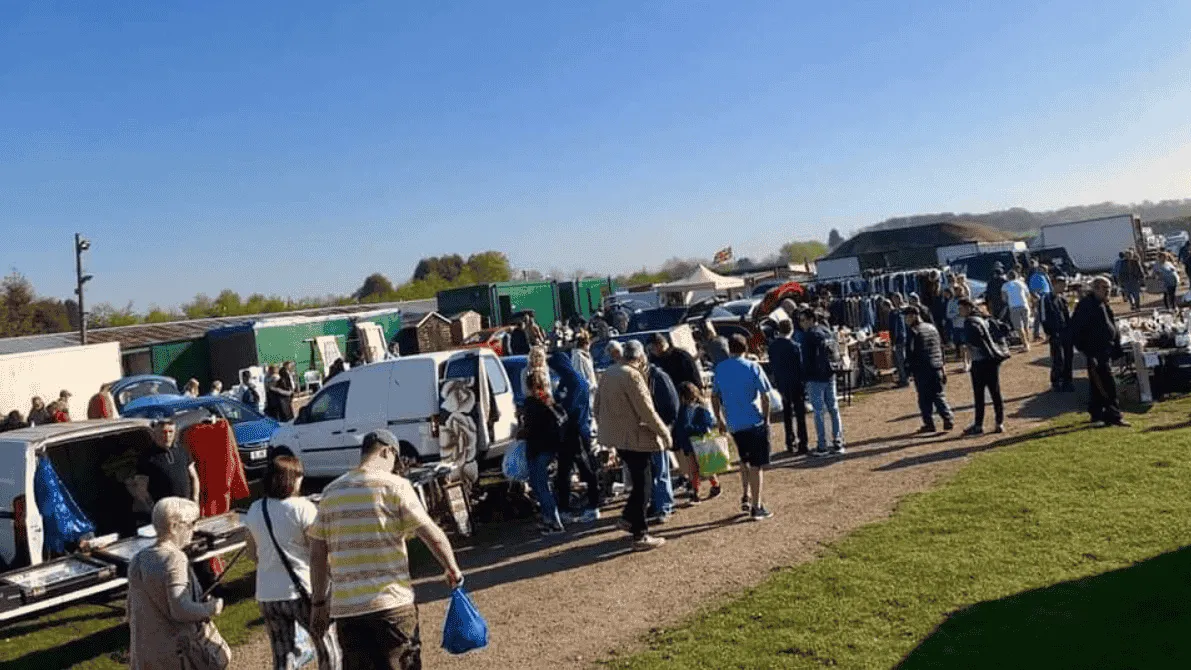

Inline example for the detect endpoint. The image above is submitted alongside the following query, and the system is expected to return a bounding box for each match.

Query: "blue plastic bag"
[442,586,489,655]
[33,456,95,554]
[501,440,529,482]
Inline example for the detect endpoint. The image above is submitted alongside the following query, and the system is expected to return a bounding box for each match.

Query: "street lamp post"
[74,234,92,344]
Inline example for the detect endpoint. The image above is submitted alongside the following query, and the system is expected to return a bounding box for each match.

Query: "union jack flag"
[713,247,733,265]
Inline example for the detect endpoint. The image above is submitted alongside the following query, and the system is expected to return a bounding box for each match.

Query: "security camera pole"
[74,233,93,344]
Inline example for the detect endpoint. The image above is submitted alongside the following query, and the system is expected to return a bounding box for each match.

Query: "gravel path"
[232,347,1080,670]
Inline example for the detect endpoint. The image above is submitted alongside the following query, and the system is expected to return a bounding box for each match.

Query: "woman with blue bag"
[674,383,723,505]
[521,370,568,535]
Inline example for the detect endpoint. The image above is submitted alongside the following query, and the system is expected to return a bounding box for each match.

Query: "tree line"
[3,236,833,337]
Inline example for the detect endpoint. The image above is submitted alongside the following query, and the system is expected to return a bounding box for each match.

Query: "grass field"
[0,552,261,670]
[605,402,1191,669]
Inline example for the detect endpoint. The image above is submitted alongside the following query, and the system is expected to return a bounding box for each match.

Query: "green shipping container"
[252,317,354,379]
[558,278,615,321]
[494,281,560,330]
[151,339,211,390]
[436,285,499,327]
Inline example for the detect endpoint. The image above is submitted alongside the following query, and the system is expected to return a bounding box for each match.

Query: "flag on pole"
[713,247,733,265]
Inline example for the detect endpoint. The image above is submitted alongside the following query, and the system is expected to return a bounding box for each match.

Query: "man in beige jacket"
[596,341,673,551]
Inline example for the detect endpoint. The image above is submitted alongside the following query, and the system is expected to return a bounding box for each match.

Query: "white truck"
[1031,214,1142,273]
[0,343,123,421]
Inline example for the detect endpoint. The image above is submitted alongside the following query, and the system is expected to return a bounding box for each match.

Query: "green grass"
[606,402,1191,669]
[0,554,261,670]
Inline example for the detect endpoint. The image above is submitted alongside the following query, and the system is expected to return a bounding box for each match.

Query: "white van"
[268,349,518,479]
[0,420,164,570]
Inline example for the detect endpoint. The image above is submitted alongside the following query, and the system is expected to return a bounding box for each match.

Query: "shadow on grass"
[872,423,1098,472]
[899,546,1191,669]
[0,623,131,670]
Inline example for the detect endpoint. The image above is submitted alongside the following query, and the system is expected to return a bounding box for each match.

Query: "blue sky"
[2,1,1190,308]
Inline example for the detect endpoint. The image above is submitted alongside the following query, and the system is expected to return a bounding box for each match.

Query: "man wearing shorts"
[711,334,774,521]
[1002,271,1032,352]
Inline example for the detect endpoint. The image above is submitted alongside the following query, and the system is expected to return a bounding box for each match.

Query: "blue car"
[111,374,181,414]
[122,395,279,477]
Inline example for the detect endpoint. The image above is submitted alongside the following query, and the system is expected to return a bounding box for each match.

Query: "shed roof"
[0,298,437,356]
[823,222,1013,260]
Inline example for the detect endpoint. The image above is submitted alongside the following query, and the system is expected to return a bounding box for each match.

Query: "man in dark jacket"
[904,306,954,433]
[767,319,808,454]
[648,333,702,390]
[888,294,909,387]
[985,264,1007,321]
[626,340,678,521]
[1041,291,1075,392]
[799,310,845,456]
[1070,277,1129,426]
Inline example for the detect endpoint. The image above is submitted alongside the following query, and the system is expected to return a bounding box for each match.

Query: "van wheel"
[398,442,421,473]
[270,446,294,459]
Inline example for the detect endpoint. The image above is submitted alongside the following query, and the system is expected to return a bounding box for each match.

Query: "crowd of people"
[4,246,1170,670]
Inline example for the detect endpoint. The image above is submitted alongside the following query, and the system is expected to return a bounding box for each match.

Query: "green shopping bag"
[691,434,731,476]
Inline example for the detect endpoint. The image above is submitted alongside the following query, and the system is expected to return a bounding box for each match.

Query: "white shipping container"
[814,256,861,281]
[0,343,123,419]
[1033,214,1140,273]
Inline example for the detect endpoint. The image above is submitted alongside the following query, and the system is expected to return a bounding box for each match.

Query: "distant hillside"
[866,199,1191,235]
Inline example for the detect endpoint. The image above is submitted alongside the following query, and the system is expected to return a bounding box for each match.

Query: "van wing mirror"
[296,405,311,424]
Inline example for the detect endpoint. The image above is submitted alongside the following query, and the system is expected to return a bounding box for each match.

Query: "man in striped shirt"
[308,430,463,670]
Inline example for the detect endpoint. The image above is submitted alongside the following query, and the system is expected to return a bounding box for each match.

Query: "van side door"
[480,353,516,445]
[292,381,351,477]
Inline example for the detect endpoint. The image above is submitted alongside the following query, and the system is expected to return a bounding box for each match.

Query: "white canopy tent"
[656,265,746,293]
[655,265,747,305]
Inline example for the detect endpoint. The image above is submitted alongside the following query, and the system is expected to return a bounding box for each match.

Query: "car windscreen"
[116,380,181,406]
[214,400,264,425]
[628,308,685,333]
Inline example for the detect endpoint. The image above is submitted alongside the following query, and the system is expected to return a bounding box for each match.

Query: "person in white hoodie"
[571,330,599,394]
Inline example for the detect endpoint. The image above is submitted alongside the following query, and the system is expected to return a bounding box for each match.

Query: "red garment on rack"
[183,419,250,574]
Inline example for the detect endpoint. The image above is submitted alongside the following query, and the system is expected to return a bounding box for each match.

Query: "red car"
[458,326,511,356]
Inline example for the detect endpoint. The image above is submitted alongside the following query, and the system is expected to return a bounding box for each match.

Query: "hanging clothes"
[183,419,250,575]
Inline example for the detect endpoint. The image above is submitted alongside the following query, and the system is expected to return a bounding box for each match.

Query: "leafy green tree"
[780,240,829,263]
[354,273,395,301]
[466,251,512,283]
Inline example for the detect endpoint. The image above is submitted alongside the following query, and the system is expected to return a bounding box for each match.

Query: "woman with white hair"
[127,497,227,670]
[520,345,551,398]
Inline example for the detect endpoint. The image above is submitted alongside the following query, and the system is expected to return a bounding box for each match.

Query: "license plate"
[249,449,267,462]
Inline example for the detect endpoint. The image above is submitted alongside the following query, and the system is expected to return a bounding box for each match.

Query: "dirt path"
[232,347,1082,670]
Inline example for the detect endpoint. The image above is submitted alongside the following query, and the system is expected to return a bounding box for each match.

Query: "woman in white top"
[244,456,340,670]
[571,330,599,394]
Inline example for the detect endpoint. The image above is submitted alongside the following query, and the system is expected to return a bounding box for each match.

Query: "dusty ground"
[232,343,1086,670]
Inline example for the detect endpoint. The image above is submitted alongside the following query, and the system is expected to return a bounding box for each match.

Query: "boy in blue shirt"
[712,335,774,521]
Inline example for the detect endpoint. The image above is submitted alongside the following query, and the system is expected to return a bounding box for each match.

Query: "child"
[675,382,722,504]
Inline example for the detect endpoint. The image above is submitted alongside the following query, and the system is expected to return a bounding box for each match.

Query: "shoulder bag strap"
[261,498,311,606]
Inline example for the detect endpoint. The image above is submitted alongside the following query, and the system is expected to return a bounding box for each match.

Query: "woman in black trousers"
[958,299,1008,436]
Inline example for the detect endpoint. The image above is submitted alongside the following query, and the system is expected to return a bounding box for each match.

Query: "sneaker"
[750,506,774,521]
[1107,418,1132,428]
[540,522,565,536]
[647,512,672,525]
[915,425,937,435]
[942,419,955,432]
[708,484,723,499]
[616,517,633,533]
[740,496,751,513]
[831,445,847,456]
[558,511,577,524]
[575,509,601,524]
[687,490,701,505]
[632,534,666,552]
[993,424,1006,434]
[962,425,984,436]
[812,448,831,458]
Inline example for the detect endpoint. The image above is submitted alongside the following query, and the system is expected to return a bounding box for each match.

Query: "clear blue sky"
[3,0,1190,309]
